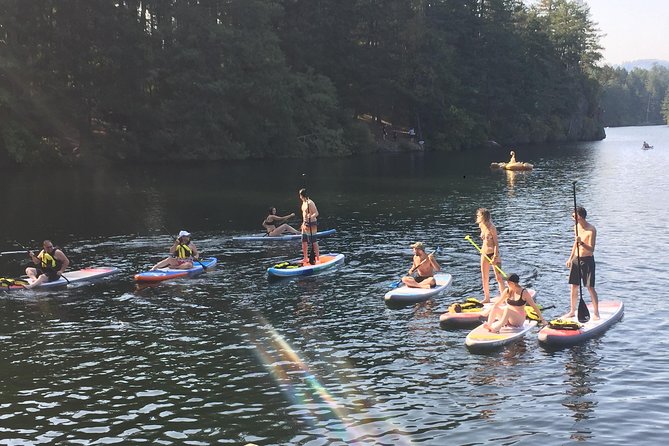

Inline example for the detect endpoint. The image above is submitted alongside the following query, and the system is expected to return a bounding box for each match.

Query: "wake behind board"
[384,273,453,306]
[267,253,344,278]
[465,320,538,352]
[233,229,336,242]
[537,300,623,347]
[134,257,217,282]
[1,267,119,291]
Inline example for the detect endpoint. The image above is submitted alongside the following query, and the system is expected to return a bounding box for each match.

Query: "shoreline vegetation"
[1,0,667,167]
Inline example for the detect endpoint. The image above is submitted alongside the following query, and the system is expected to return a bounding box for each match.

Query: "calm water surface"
[1,126,668,445]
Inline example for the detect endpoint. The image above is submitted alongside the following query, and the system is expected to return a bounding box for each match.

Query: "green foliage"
[0,0,608,164]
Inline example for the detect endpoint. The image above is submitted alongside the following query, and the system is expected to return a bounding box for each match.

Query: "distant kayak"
[537,300,624,347]
[466,320,538,352]
[384,272,453,306]
[1,267,119,291]
[134,257,217,282]
[267,253,344,278]
[233,229,336,241]
[490,161,534,171]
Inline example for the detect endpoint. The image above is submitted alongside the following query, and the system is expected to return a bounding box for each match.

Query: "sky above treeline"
[584,0,669,65]
[524,0,669,66]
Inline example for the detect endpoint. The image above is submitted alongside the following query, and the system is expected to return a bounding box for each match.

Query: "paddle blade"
[577,296,590,323]
[389,279,403,289]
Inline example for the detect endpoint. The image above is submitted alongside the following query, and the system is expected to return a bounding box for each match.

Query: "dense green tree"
[0,0,610,165]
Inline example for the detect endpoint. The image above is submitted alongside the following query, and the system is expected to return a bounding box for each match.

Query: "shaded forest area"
[0,0,630,165]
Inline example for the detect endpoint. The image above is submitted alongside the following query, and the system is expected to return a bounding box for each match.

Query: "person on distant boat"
[509,150,517,164]
[23,240,70,289]
[565,206,600,320]
[477,208,505,303]
[150,230,199,270]
[263,207,300,236]
[483,273,545,333]
[402,242,440,289]
[299,188,320,264]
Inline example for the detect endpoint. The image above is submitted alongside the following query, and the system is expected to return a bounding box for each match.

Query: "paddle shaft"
[0,250,28,256]
[464,235,508,279]
[572,182,590,323]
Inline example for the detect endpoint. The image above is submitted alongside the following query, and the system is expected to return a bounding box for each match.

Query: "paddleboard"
[537,300,624,347]
[1,267,119,291]
[267,253,344,278]
[134,257,217,282]
[233,229,336,241]
[465,320,538,351]
[440,290,536,329]
[384,272,453,306]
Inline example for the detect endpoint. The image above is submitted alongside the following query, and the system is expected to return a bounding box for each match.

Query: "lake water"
[1,125,668,445]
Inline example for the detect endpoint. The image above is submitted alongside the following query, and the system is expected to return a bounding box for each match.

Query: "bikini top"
[507,288,527,307]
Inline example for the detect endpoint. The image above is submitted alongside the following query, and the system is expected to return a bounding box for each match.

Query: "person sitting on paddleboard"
[477,208,505,303]
[150,230,199,270]
[263,207,300,236]
[509,150,517,164]
[483,273,545,333]
[299,188,320,264]
[24,240,70,289]
[402,242,440,289]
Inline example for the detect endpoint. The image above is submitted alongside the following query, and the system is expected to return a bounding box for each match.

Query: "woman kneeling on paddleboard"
[151,230,199,270]
[483,273,545,333]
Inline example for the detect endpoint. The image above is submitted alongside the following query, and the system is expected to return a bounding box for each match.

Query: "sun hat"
[178,230,191,238]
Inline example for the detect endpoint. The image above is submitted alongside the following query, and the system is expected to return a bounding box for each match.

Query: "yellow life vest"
[38,250,57,269]
[175,243,193,259]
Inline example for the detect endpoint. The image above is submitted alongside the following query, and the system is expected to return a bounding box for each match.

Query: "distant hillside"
[619,59,669,71]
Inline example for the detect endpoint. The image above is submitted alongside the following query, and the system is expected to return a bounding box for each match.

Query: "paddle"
[389,247,441,288]
[572,182,590,323]
[464,235,508,279]
[0,250,29,256]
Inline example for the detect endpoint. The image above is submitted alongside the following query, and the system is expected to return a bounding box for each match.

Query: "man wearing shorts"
[24,240,70,289]
[565,206,599,319]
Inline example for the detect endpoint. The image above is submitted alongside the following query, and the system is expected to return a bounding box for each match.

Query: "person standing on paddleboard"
[150,230,199,270]
[299,189,320,265]
[477,208,505,303]
[24,240,70,289]
[402,242,441,289]
[565,206,600,320]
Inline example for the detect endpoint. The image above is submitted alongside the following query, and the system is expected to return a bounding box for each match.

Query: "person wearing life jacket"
[24,240,70,289]
[150,230,199,270]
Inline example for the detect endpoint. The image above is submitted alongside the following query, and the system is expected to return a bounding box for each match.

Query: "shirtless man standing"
[565,206,599,320]
[402,242,441,289]
[299,188,320,264]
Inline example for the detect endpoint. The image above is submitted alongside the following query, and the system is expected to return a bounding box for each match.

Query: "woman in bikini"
[483,273,545,333]
[476,208,505,303]
[263,207,300,236]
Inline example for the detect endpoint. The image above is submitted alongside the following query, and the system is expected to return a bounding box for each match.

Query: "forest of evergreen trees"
[0,0,663,166]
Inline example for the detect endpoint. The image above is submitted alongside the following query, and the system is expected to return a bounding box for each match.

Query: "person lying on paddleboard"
[477,208,505,303]
[150,230,199,271]
[262,207,300,236]
[299,188,320,264]
[483,273,545,333]
[23,240,70,289]
[402,242,440,289]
